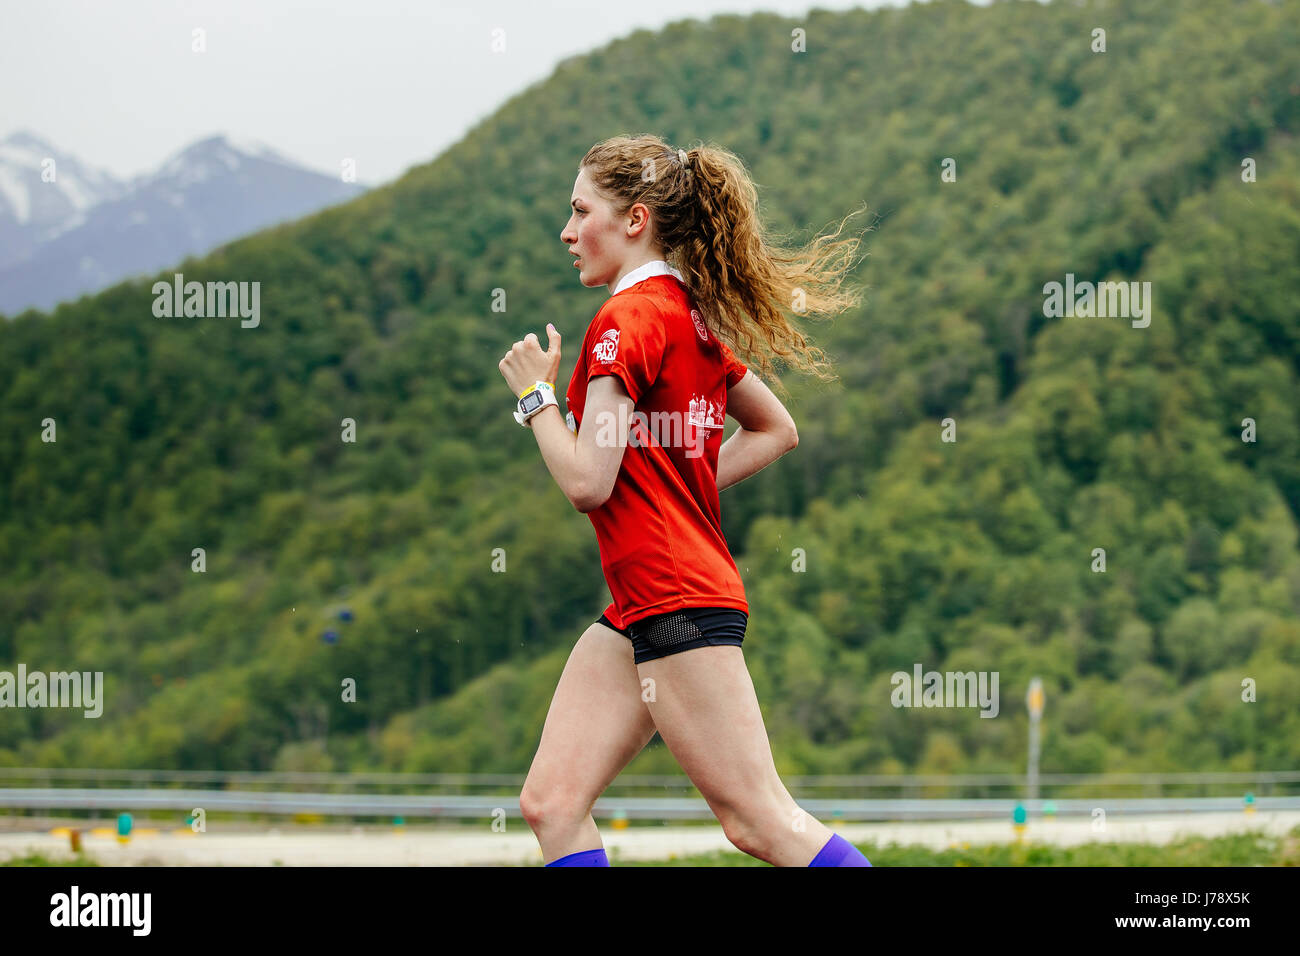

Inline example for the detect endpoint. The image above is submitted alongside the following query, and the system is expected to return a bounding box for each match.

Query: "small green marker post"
[1243,792,1255,814]
[117,812,132,844]
[1043,800,1057,818]
[1012,802,1027,842]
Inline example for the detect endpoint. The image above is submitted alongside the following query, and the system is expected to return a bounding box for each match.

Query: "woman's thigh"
[636,646,785,816]
[522,620,658,810]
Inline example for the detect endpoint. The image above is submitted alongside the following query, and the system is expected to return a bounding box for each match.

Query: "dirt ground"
[2,811,1296,866]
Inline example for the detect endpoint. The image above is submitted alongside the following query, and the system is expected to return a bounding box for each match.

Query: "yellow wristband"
[518,381,556,399]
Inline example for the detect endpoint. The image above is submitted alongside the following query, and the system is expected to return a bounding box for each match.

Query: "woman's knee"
[714,791,789,857]
[519,781,592,831]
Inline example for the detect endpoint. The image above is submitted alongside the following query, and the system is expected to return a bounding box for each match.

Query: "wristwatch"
[514,380,558,426]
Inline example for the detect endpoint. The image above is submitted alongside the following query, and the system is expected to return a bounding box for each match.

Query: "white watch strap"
[514,381,558,425]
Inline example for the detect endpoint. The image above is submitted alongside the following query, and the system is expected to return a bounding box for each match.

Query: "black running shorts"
[596,606,747,664]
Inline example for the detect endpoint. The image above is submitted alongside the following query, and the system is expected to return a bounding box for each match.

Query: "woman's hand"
[500,323,562,396]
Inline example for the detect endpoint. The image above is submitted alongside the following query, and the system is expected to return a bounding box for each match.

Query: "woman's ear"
[626,202,652,239]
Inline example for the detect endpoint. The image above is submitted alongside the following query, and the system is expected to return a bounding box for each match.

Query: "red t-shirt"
[565,273,750,629]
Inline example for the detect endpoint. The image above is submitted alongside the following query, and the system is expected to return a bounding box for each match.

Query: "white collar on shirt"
[612,259,685,296]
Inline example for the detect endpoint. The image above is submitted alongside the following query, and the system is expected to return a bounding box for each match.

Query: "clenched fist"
[500,323,562,397]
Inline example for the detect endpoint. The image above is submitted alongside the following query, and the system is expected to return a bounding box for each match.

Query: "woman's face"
[561,167,651,290]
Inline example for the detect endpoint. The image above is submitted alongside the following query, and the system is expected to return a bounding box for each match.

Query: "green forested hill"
[2,0,1298,775]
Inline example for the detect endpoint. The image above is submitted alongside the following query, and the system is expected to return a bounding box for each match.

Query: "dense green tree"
[1,0,1298,775]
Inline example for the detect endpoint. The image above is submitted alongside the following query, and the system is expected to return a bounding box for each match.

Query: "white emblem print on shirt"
[593,328,620,363]
[690,308,709,342]
[687,393,723,430]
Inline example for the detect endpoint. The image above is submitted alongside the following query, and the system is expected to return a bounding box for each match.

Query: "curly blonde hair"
[578,133,869,395]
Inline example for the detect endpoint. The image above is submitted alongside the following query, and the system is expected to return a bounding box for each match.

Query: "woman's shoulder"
[591,286,676,334]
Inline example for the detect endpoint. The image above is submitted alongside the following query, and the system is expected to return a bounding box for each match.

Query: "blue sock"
[809,833,872,867]
[545,847,610,867]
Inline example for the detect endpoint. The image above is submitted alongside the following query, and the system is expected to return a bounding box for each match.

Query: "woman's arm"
[717,370,798,491]
[528,375,634,512]
[717,426,797,491]
[501,325,633,512]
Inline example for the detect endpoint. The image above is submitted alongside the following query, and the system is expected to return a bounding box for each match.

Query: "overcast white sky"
[0,0,959,186]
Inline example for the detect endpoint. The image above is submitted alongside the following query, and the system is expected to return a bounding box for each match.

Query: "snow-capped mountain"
[0,131,129,269]
[0,132,366,316]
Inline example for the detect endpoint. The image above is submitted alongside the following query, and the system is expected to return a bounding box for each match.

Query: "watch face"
[521,391,543,413]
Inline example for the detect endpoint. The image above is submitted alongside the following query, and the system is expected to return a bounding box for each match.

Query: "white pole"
[1027,677,1043,802]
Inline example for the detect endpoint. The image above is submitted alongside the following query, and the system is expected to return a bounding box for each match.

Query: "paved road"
[2,811,1295,866]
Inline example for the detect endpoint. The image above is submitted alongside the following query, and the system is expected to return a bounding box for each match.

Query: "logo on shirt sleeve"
[593,328,620,364]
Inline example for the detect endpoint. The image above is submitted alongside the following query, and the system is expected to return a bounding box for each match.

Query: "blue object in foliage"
[322,630,340,644]
[338,607,353,622]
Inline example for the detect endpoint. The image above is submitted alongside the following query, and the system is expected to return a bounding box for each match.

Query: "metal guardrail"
[1,768,1297,790]
[2,788,1298,820]
[0,770,1293,821]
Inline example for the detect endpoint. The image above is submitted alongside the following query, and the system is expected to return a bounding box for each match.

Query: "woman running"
[499,134,868,866]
